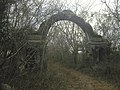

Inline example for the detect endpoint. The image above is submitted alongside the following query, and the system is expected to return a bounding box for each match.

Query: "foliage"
[0,0,64,88]
[1,0,120,89]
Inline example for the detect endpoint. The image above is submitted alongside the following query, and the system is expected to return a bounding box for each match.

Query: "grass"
[11,70,67,90]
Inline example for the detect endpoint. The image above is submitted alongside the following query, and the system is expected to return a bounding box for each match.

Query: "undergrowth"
[11,71,67,90]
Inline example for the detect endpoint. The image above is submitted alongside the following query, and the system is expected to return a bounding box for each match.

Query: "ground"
[47,61,117,90]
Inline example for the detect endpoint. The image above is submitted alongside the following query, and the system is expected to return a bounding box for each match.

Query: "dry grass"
[10,60,118,90]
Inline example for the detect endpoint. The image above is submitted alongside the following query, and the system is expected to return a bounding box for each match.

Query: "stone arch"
[27,10,110,71]
[36,10,100,41]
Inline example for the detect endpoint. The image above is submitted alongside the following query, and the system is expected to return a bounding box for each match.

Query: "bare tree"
[93,0,120,50]
[0,0,64,85]
[47,20,86,67]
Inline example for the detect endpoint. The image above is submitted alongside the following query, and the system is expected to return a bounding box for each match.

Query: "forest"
[0,0,120,90]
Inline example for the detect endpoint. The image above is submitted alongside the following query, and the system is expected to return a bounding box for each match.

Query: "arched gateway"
[27,10,110,70]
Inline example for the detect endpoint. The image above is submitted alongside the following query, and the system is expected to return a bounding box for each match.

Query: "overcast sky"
[60,0,115,12]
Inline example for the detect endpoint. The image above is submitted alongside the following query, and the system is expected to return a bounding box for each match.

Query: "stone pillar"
[86,37,111,64]
[27,35,45,72]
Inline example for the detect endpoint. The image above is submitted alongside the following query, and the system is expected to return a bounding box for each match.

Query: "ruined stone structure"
[27,10,110,70]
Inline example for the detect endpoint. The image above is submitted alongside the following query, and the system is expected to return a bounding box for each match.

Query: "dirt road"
[48,61,117,90]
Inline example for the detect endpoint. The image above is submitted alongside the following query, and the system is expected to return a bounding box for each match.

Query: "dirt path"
[48,61,117,90]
